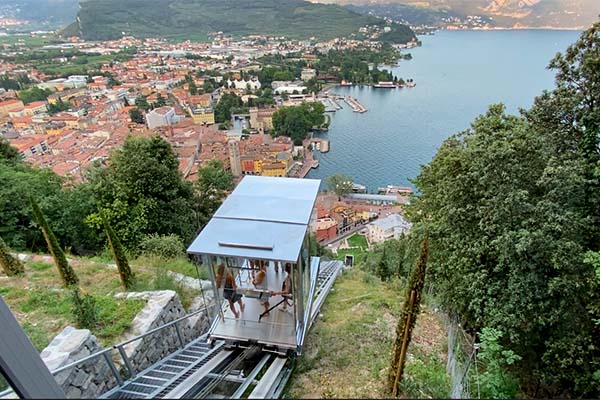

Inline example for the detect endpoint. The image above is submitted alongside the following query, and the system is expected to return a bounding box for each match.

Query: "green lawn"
[287,267,449,398]
[0,33,60,47]
[347,233,368,249]
[335,234,370,266]
[0,254,206,351]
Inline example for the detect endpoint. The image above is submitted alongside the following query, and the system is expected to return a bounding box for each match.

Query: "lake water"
[307,29,581,191]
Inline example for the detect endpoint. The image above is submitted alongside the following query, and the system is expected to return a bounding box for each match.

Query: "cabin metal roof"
[187,176,321,262]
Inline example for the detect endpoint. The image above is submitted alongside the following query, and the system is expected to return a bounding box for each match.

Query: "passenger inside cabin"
[252,261,270,316]
[271,263,293,312]
[216,263,245,318]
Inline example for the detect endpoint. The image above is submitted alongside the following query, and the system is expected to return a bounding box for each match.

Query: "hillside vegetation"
[288,267,449,398]
[69,0,415,42]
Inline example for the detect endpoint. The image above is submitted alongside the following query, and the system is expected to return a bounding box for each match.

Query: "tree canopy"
[194,159,234,228]
[271,102,325,145]
[327,173,353,197]
[214,92,243,123]
[87,135,197,249]
[408,22,600,397]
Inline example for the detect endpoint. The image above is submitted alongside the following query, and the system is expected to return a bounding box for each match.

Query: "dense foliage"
[18,87,51,104]
[194,159,234,229]
[315,46,403,84]
[30,196,79,287]
[101,210,135,289]
[0,237,25,276]
[214,93,243,123]
[407,23,600,397]
[326,173,353,197]
[272,102,325,145]
[87,135,197,250]
[1,133,233,258]
[74,0,415,42]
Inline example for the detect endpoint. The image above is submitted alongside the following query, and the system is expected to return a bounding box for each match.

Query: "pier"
[343,96,367,113]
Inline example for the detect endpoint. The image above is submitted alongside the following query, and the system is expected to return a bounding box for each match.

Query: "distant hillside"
[69,0,416,42]
[313,0,600,29]
[0,0,78,29]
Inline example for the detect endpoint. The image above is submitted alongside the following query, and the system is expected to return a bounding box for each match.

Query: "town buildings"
[146,106,177,129]
[366,213,412,244]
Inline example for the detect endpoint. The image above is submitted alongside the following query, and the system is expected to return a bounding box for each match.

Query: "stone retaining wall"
[115,290,212,373]
[39,290,214,398]
[40,327,118,398]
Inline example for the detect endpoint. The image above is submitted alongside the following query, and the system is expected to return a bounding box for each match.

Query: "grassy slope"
[0,255,206,352]
[287,267,449,398]
[76,0,415,42]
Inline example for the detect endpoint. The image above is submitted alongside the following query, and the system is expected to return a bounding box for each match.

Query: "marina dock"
[343,96,367,113]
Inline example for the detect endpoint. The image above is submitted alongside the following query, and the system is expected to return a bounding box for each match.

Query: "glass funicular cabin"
[187,176,321,356]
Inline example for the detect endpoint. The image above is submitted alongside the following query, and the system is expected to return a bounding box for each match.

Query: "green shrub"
[69,288,98,329]
[476,327,521,398]
[139,234,185,259]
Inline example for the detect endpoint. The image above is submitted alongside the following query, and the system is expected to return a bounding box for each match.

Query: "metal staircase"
[102,337,224,399]
[310,260,344,324]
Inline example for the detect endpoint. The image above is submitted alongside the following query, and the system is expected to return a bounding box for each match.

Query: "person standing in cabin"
[253,260,270,316]
[271,263,293,312]
[216,263,245,318]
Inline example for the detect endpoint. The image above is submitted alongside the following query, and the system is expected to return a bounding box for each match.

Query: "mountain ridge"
[66,0,416,42]
[310,0,599,29]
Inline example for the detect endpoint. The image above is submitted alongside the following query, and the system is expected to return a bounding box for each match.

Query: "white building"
[146,106,177,129]
[226,77,261,91]
[301,68,316,81]
[367,213,412,244]
[273,85,307,95]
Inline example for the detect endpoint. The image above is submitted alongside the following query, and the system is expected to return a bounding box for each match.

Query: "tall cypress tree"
[377,245,388,281]
[30,196,79,287]
[388,237,428,395]
[0,236,24,276]
[100,209,135,289]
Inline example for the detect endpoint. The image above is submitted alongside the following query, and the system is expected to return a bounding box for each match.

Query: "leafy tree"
[87,135,196,249]
[0,162,64,250]
[134,96,150,111]
[155,93,166,107]
[107,75,121,88]
[47,98,71,114]
[129,107,144,124]
[194,159,234,228]
[388,237,428,395]
[0,137,20,165]
[476,328,521,399]
[18,87,51,104]
[0,74,21,90]
[327,174,353,197]
[214,93,242,123]
[30,196,79,287]
[271,102,323,145]
[100,209,135,289]
[408,24,600,394]
[203,79,215,93]
[376,245,389,281]
[0,236,24,276]
[188,80,198,95]
[305,77,322,94]
[411,103,599,396]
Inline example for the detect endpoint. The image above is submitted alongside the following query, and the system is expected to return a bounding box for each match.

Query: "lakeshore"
[308,29,581,191]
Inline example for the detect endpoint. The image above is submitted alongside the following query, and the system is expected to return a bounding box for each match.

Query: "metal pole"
[174,322,185,347]
[392,289,415,397]
[0,297,65,398]
[116,345,136,379]
[102,352,124,386]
